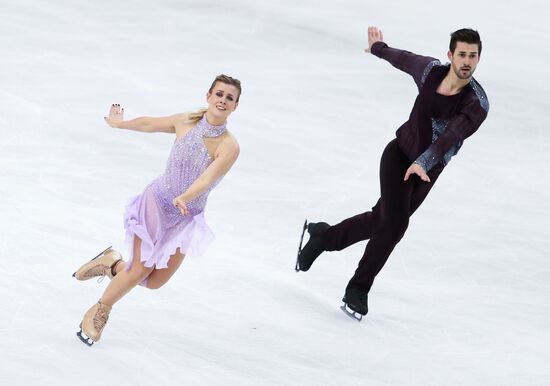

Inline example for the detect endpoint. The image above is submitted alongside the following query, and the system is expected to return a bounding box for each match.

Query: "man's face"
[448,42,480,80]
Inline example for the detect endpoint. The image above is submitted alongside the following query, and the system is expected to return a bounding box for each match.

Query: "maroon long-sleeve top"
[370,41,489,172]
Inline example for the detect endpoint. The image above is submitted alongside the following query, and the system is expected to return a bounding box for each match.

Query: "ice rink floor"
[1,1,549,385]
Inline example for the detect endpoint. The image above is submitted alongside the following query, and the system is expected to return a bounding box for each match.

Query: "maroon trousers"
[323,139,443,293]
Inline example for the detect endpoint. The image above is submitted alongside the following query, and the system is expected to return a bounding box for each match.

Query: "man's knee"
[392,220,409,240]
[382,218,409,241]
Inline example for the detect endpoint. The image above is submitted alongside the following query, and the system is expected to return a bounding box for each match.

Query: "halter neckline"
[198,114,226,138]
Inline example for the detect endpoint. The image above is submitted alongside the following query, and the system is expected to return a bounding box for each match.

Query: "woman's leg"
[99,236,153,307]
[144,248,186,289]
[112,260,126,275]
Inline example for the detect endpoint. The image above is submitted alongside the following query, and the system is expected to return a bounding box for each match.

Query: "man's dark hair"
[450,28,482,55]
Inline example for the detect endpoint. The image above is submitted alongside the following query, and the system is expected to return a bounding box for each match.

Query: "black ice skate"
[341,288,368,321]
[295,220,330,272]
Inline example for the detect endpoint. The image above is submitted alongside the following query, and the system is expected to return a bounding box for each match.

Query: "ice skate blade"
[295,219,308,272]
[76,329,95,346]
[340,304,363,322]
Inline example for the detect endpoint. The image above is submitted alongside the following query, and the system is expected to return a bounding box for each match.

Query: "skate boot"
[73,246,122,281]
[341,287,368,321]
[295,220,330,272]
[76,301,112,346]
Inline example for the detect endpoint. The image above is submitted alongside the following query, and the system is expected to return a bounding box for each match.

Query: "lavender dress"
[123,115,226,269]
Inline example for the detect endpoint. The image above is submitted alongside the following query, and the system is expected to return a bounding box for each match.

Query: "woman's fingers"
[173,199,189,216]
[109,104,123,116]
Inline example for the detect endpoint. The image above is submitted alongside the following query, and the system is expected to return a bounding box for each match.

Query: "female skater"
[73,74,241,345]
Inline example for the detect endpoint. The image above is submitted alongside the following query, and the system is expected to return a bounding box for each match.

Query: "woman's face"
[206,82,239,120]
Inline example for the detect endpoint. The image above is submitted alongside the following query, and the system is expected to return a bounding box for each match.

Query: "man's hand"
[364,26,384,53]
[404,163,430,182]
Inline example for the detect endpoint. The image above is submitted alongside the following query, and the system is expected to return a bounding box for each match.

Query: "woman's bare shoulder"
[223,131,239,151]
[173,113,195,137]
[216,132,239,161]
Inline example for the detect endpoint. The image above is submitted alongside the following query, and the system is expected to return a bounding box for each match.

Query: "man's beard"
[454,65,474,80]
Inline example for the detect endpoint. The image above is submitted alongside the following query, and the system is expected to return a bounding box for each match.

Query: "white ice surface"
[1,0,549,385]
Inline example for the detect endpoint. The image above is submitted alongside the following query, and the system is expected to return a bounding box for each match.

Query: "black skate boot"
[341,287,368,321]
[295,220,330,272]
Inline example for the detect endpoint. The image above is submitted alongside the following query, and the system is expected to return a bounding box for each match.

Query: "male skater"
[296,26,489,320]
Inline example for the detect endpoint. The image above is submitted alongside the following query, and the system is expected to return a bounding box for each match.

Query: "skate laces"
[93,306,110,332]
[84,265,109,282]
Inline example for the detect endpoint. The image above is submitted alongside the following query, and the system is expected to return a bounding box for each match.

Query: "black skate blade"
[295,220,308,272]
[76,329,95,346]
[340,304,363,322]
[72,246,112,277]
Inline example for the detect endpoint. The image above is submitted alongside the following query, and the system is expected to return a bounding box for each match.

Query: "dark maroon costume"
[323,42,489,294]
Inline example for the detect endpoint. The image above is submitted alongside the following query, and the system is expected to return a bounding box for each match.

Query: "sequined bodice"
[151,115,226,227]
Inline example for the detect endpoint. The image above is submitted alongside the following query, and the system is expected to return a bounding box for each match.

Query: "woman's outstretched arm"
[104,104,185,133]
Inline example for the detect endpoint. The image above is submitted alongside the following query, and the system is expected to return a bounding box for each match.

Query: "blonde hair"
[186,107,208,124]
[185,74,242,124]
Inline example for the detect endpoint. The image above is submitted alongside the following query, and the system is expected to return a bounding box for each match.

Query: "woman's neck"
[204,111,226,126]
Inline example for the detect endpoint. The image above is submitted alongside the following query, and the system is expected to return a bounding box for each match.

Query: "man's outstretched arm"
[365,26,440,90]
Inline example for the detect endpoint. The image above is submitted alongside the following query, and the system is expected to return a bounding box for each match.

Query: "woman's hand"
[104,104,124,128]
[172,195,189,216]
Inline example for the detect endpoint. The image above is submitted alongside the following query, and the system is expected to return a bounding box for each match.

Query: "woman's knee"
[127,264,153,281]
[143,276,165,290]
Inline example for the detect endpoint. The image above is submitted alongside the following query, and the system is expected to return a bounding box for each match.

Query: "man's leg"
[297,195,381,271]
[409,165,443,215]
[322,201,381,252]
[346,139,413,294]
